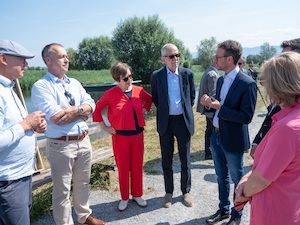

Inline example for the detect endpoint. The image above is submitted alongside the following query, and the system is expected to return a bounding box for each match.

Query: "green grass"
[22,67,204,92]
[22,69,114,91]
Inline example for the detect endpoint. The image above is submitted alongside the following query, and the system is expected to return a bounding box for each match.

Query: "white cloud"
[277,28,298,34]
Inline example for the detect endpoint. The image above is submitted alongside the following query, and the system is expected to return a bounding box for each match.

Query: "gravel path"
[33,110,267,225]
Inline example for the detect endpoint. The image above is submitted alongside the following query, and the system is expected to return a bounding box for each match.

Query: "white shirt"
[213,67,239,128]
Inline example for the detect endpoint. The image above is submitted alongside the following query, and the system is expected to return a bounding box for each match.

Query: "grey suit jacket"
[196,66,219,118]
[150,66,195,136]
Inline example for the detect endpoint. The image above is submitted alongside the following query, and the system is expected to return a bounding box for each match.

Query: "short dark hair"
[218,40,242,65]
[280,38,300,53]
[41,43,64,64]
[110,62,132,81]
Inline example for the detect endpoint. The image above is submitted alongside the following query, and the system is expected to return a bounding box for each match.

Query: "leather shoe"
[206,210,230,224]
[82,214,107,225]
[204,154,213,160]
[183,193,193,207]
[226,216,241,225]
[163,193,172,208]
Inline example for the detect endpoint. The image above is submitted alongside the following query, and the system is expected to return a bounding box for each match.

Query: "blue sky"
[1,0,299,67]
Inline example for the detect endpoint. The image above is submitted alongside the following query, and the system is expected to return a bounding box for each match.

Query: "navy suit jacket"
[252,104,281,145]
[150,66,195,136]
[215,71,257,152]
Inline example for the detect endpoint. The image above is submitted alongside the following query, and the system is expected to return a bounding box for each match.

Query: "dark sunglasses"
[122,74,133,82]
[64,91,75,106]
[164,53,181,59]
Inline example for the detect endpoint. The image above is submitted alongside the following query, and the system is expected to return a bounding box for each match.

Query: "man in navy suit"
[150,43,195,208]
[200,40,257,225]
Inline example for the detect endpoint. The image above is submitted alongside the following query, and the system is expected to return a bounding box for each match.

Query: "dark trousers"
[205,117,213,155]
[0,176,32,225]
[159,115,191,194]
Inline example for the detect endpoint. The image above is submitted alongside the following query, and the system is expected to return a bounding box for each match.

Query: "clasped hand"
[23,111,47,133]
[200,94,221,110]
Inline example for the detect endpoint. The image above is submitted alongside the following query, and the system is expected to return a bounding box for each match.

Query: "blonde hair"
[260,52,300,107]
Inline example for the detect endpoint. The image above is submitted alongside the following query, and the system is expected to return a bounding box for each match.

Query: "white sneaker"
[118,199,129,211]
[133,197,147,207]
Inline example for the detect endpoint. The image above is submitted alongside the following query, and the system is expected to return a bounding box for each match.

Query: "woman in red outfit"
[93,62,152,211]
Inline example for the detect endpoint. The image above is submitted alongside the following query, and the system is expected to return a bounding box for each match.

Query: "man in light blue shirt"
[31,43,106,225]
[0,40,46,225]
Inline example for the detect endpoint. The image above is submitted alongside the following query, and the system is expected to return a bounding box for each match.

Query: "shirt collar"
[225,67,239,80]
[46,72,71,84]
[166,66,179,76]
[0,75,15,88]
[211,66,219,74]
[272,101,300,123]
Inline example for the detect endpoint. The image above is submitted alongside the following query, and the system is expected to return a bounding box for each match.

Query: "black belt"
[169,114,183,118]
[213,127,220,134]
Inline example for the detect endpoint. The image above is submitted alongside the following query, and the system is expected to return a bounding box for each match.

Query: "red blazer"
[93,85,152,130]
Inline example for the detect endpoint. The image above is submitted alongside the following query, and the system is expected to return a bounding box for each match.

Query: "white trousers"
[46,136,92,225]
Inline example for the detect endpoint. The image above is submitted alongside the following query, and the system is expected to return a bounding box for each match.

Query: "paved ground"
[33,110,267,225]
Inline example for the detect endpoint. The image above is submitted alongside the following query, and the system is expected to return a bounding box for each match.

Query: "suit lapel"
[224,72,240,104]
[216,76,224,101]
[178,67,185,96]
[161,66,169,100]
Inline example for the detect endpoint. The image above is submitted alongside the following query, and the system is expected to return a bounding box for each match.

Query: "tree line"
[28,15,277,84]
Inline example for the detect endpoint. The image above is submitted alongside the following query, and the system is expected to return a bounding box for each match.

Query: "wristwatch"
[78,105,84,115]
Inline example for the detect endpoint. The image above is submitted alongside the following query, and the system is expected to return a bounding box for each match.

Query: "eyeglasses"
[164,53,181,59]
[122,74,133,82]
[64,90,75,106]
[215,55,229,60]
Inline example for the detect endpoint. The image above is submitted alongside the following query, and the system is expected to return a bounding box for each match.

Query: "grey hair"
[161,43,178,57]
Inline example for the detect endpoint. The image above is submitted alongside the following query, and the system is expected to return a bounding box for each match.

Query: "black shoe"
[206,210,230,224]
[204,154,213,160]
[226,216,241,225]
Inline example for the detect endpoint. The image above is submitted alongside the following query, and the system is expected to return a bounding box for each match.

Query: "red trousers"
[112,132,144,200]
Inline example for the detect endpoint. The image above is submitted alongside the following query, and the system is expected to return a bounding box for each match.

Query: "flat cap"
[0,40,34,59]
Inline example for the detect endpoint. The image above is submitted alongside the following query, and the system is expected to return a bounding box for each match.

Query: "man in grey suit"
[196,57,219,160]
[151,43,195,208]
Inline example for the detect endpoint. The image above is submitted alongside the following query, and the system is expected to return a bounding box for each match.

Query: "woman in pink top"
[235,52,300,225]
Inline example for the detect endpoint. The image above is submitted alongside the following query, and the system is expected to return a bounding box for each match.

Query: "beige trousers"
[46,136,92,225]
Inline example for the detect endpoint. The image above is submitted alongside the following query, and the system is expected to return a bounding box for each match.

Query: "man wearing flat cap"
[0,40,47,225]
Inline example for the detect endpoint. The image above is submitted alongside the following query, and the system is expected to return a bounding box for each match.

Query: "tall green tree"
[67,48,82,70]
[196,37,218,70]
[78,36,115,70]
[112,15,190,83]
[246,54,262,64]
[259,42,277,62]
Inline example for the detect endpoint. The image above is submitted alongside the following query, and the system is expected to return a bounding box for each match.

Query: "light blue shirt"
[31,72,95,138]
[213,67,239,128]
[0,75,36,181]
[167,67,183,115]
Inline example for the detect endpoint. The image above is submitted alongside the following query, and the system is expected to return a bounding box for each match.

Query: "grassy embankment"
[28,65,267,222]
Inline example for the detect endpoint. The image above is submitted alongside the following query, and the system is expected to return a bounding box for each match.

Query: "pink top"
[251,102,300,225]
